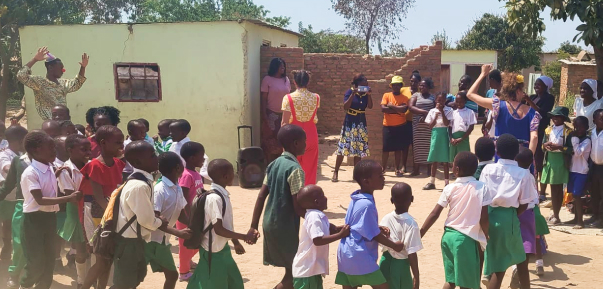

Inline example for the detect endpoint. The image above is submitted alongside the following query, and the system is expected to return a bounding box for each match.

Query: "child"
[123,120,147,181]
[479,133,539,289]
[85,106,121,158]
[336,159,405,289]
[138,118,155,146]
[113,141,189,289]
[51,104,70,121]
[421,152,491,289]
[474,137,496,180]
[19,131,82,289]
[42,120,61,138]
[589,109,603,228]
[380,76,410,176]
[541,107,572,225]
[154,119,174,154]
[249,124,308,289]
[53,136,68,269]
[448,91,476,164]
[80,125,126,289]
[567,116,591,229]
[148,152,189,289]
[186,159,256,289]
[380,182,423,289]
[169,119,210,180]
[424,92,452,190]
[292,185,350,289]
[177,141,206,281]
[59,120,77,136]
[57,134,92,288]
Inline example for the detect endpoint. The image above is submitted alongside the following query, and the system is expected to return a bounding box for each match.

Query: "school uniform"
[145,177,187,272]
[438,177,492,289]
[187,183,244,289]
[19,160,59,289]
[56,160,86,243]
[425,107,452,163]
[518,195,539,255]
[540,124,571,185]
[114,169,163,289]
[590,129,603,218]
[154,136,173,154]
[474,160,494,180]
[0,148,20,222]
[479,159,539,275]
[169,137,211,181]
[292,209,331,289]
[379,211,423,289]
[568,136,591,198]
[449,107,477,163]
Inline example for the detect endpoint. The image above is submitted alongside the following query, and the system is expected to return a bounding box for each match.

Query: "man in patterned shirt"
[14,46,88,122]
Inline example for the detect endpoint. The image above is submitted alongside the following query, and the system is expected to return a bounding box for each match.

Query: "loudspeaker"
[237,126,266,188]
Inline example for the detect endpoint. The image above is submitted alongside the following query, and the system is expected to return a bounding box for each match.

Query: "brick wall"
[559,62,597,105]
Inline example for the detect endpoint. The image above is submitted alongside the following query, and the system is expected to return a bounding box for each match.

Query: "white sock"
[76,260,87,284]
[536,259,544,267]
[430,177,435,184]
[511,264,517,270]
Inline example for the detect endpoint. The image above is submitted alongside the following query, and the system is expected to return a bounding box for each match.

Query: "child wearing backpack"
[186,159,257,289]
[19,131,83,289]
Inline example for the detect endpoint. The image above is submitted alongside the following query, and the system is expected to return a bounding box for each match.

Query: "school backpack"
[183,188,226,273]
[91,172,151,260]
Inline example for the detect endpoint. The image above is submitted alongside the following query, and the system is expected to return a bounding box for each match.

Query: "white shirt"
[570,137,592,174]
[379,211,423,259]
[57,159,84,194]
[292,209,330,278]
[451,107,477,134]
[0,140,7,151]
[574,97,603,131]
[123,139,134,174]
[116,169,163,241]
[424,107,453,128]
[548,125,565,146]
[151,177,187,244]
[479,159,539,208]
[592,129,603,165]
[168,137,211,181]
[53,158,65,168]
[0,149,19,190]
[486,112,496,138]
[438,177,493,249]
[20,160,59,213]
[202,183,234,252]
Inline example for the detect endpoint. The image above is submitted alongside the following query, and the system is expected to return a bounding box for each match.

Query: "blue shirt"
[486,89,496,98]
[337,191,381,275]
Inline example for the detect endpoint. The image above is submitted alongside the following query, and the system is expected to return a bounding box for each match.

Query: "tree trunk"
[365,34,370,55]
[594,46,603,83]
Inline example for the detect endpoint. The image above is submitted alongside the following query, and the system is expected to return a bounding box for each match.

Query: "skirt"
[427,127,449,163]
[484,206,526,275]
[441,228,480,289]
[541,151,569,184]
[383,124,410,152]
[534,206,550,236]
[379,252,413,289]
[337,121,370,157]
[58,203,86,243]
[518,209,536,254]
[186,246,244,289]
[412,121,432,164]
[449,131,471,163]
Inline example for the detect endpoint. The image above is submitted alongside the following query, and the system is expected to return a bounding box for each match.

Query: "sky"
[254,0,585,53]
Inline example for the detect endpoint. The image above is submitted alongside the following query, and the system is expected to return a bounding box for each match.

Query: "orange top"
[381,90,410,126]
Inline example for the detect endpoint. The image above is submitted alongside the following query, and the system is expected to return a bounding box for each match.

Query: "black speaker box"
[237,126,266,188]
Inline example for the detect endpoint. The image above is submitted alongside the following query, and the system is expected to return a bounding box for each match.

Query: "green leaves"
[298,22,365,54]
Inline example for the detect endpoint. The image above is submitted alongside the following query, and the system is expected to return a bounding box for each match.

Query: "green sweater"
[0,155,30,201]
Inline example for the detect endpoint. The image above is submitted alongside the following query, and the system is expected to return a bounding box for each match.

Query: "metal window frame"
[113,62,162,102]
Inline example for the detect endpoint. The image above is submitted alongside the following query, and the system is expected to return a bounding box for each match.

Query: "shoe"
[481,274,490,287]
[547,217,561,226]
[539,194,547,202]
[331,172,339,182]
[6,278,19,289]
[536,265,545,276]
[179,272,193,282]
[510,267,520,289]
[423,183,436,190]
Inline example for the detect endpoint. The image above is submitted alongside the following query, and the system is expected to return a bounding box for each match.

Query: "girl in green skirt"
[448,92,477,165]
[540,107,572,225]
[424,93,453,190]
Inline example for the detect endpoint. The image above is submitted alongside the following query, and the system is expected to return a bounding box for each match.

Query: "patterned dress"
[411,93,435,165]
[336,89,370,157]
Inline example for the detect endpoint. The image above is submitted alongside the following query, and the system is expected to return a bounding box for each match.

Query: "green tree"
[457,13,544,72]
[558,40,582,54]
[502,0,603,80]
[431,29,452,50]
[379,42,407,57]
[298,23,364,54]
[330,0,415,54]
[542,52,570,100]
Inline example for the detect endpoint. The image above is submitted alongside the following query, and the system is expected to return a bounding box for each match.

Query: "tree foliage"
[378,42,407,57]
[431,30,452,50]
[457,13,544,72]
[298,23,365,54]
[557,40,582,54]
[330,0,415,54]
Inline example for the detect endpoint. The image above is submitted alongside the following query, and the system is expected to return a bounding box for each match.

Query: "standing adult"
[15,47,88,121]
[281,70,320,185]
[408,78,436,176]
[332,74,373,182]
[574,79,603,131]
[380,76,410,176]
[261,58,291,163]
[401,72,421,173]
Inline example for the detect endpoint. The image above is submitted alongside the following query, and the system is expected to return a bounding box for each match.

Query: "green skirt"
[186,246,244,289]
[484,207,526,275]
[427,127,450,163]
[541,151,569,184]
[379,252,412,289]
[449,131,471,163]
[293,275,323,289]
[57,203,85,243]
[441,227,480,289]
[0,200,17,221]
[534,206,550,236]
[335,270,387,287]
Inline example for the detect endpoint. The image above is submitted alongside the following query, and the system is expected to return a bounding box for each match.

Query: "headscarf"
[537,76,553,92]
[582,79,597,98]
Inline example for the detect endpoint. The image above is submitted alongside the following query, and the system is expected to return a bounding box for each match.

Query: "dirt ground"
[0,124,601,289]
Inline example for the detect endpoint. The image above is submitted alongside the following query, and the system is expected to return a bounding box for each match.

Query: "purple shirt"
[261,75,291,113]
[337,191,381,275]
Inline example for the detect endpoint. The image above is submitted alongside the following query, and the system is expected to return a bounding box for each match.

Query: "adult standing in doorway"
[408,78,436,176]
[282,70,320,185]
[14,47,88,122]
[332,74,373,182]
[261,58,291,163]
[574,79,603,131]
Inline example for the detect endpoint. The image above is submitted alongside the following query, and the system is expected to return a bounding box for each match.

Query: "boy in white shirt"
[421,152,492,289]
[567,116,591,229]
[19,131,82,289]
[380,182,423,289]
[292,185,350,289]
[168,119,210,180]
[449,91,477,164]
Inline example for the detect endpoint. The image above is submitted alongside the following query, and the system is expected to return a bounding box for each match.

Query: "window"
[114,63,162,102]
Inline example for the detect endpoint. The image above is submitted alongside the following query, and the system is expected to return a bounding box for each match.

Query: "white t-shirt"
[424,107,453,128]
[379,211,423,259]
[451,107,477,134]
[486,111,496,138]
[292,209,330,278]
[151,177,188,244]
[479,159,539,208]
[20,160,59,213]
[57,159,84,195]
[574,97,603,131]
[592,129,603,165]
[570,137,591,174]
[202,183,234,252]
[437,177,493,249]
[0,149,20,200]
[548,125,566,146]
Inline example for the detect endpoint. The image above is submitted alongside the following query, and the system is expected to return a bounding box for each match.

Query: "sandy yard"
[0,124,601,289]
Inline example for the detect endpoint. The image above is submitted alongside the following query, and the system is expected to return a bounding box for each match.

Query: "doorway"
[441,65,450,93]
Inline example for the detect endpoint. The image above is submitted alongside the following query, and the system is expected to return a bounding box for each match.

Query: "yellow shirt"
[282,88,320,124]
[402,87,414,121]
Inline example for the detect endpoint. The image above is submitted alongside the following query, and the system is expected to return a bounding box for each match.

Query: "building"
[441,50,498,95]
[19,20,300,166]
[559,59,597,106]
